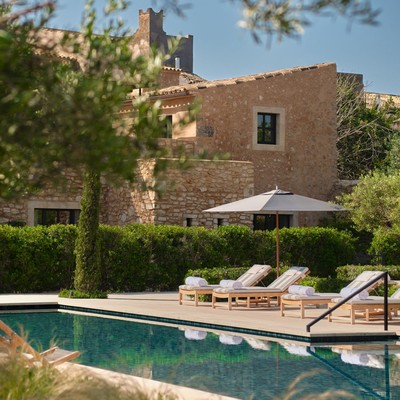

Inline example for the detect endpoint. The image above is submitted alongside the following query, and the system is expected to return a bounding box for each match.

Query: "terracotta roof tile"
[153,63,336,96]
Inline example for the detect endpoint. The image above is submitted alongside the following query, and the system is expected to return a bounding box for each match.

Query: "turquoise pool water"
[0,312,399,399]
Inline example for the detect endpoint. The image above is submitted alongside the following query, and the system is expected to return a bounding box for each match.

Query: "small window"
[253,214,291,231]
[186,218,193,227]
[217,218,224,227]
[34,209,80,226]
[257,113,277,144]
[253,107,285,151]
[161,115,173,138]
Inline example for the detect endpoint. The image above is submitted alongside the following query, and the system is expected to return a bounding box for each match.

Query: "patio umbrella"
[204,188,344,276]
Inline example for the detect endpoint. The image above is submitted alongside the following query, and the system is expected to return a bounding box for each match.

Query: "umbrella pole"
[276,210,280,277]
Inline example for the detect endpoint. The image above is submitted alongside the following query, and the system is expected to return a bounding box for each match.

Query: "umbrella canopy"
[204,188,345,275]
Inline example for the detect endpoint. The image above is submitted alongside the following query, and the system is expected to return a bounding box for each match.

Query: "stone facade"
[0,170,82,225]
[100,159,254,227]
[155,63,338,200]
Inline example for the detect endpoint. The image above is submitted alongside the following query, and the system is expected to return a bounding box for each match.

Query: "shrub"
[279,227,355,277]
[59,289,107,299]
[0,225,76,293]
[369,228,400,265]
[301,276,347,293]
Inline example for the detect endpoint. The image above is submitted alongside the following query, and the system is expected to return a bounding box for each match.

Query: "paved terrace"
[0,291,399,343]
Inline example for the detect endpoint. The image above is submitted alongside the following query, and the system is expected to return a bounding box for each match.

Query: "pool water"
[0,312,399,400]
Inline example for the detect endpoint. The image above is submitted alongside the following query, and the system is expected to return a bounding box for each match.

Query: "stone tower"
[130,8,193,73]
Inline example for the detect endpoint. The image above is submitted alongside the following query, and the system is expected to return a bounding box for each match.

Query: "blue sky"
[47,0,400,95]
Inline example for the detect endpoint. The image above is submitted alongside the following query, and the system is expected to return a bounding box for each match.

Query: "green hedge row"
[0,225,76,293]
[0,224,355,293]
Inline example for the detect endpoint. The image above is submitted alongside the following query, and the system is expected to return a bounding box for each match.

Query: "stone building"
[0,8,355,229]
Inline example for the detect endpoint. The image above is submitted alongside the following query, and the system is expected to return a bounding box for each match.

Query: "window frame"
[34,208,80,226]
[253,106,285,151]
[257,112,277,144]
[28,201,81,226]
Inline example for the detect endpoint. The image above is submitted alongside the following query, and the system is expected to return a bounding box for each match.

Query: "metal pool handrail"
[306,271,389,332]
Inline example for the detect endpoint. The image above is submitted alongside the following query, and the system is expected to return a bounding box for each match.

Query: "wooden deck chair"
[179,264,272,306]
[212,266,310,310]
[328,282,400,325]
[281,270,387,319]
[0,319,80,366]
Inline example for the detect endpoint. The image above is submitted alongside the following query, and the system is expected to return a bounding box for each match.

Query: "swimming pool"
[1,311,399,399]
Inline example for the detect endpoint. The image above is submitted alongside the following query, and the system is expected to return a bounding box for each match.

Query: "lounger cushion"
[282,293,339,301]
[179,284,219,290]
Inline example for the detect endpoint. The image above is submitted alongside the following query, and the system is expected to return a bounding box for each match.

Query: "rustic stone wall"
[102,159,254,228]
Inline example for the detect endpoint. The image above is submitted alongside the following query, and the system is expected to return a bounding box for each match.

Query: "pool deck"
[0,291,399,343]
[1,291,400,400]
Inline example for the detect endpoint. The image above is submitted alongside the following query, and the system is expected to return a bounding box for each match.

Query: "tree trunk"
[74,168,101,293]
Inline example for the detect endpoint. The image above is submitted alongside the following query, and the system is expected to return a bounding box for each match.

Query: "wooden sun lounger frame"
[281,295,335,319]
[179,286,217,306]
[212,269,310,311]
[212,290,283,310]
[327,301,400,325]
[280,271,388,320]
[0,320,80,366]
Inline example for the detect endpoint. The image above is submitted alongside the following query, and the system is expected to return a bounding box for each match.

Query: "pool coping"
[1,301,398,345]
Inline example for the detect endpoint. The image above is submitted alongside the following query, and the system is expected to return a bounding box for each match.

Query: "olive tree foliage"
[0,0,180,200]
[339,171,400,233]
[336,75,400,180]
[1,0,196,293]
[157,0,380,44]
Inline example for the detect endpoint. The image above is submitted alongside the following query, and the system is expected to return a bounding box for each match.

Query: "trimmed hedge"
[0,224,355,293]
[0,225,76,293]
[278,227,355,277]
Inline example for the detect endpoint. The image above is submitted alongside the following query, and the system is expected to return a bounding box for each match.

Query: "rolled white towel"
[184,329,207,341]
[340,287,369,300]
[219,334,243,345]
[288,285,315,296]
[219,279,243,289]
[185,276,208,287]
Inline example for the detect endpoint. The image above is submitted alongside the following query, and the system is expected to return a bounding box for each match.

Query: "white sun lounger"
[179,264,272,306]
[212,266,309,310]
[280,270,388,319]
